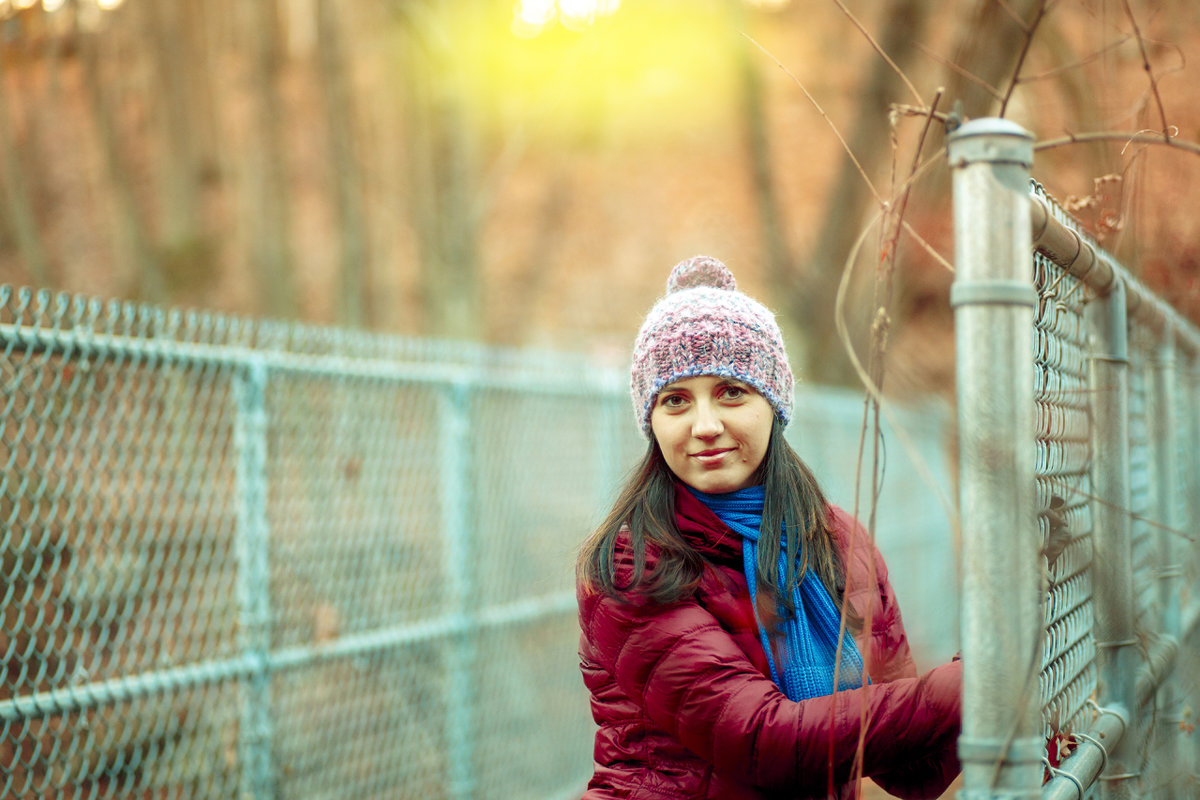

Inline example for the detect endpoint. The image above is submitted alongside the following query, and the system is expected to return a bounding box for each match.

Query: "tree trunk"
[141,0,222,297]
[0,57,52,285]
[144,0,200,245]
[943,0,1047,120]
[244,0,297,319]
[315,0,370,328]
[77,21,164,302]
[795,0,930,387]
[735,9,793,315]
[399,2,483,341]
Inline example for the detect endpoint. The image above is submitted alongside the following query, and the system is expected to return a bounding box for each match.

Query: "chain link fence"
[950,119,1199,799]
[0,288,647,799]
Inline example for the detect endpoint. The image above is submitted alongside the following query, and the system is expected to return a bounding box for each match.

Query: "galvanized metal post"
[1147,329,1184,798]
[1188,358,1200,787]
[440,377,477,799]
[947,118,1042,799]
[234,359,276,799]
[1087,274,1138,799]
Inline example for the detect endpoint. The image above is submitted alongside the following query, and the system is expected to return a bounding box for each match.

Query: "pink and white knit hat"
[630,255,795,437]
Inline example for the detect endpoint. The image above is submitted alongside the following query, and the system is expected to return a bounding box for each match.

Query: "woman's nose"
[691,402,724,438]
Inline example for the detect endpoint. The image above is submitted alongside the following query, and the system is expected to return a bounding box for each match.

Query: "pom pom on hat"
[666,255,738,294]
[630,255,795,438]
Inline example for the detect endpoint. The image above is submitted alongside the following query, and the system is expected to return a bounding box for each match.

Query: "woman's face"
[649,375,774,494]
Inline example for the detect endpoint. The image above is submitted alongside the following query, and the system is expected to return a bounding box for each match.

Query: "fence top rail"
[0,284,628,395]
[1029,191,1200,357]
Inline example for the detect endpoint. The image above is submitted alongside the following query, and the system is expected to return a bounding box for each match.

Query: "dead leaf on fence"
[313,602,340,644]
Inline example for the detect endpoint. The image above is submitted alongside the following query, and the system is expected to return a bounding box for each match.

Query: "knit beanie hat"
[630,255,794,437]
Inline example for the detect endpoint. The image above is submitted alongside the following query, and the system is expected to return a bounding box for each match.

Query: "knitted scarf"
[691,485,865,701]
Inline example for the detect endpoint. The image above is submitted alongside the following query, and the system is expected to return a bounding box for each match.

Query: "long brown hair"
[577,417,848,621]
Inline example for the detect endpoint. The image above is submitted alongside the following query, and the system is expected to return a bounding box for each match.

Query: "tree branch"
[1121,0,1171,139]
[916,43,1002,102]
[999,0,1052,116]
[1035,129,1198,157]
[830,0,924,105]
[743,33,883,205]
[1018,34,1132,83]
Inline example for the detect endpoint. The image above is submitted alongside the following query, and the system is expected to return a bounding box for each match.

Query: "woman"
[576,256,961,799]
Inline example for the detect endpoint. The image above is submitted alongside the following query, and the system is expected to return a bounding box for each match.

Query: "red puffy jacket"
[577,483,961,799]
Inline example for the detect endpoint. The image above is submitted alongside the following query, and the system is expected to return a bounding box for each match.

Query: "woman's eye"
[661,394,686,408]
[721,385,747,400]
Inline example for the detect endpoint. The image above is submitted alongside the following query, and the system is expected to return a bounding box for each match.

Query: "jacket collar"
[673,480,743,566]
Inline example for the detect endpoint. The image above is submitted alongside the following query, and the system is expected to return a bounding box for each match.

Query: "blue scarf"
[691,485,865,700]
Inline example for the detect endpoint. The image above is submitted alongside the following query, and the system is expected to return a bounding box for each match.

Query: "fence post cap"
[947,117,1034,168]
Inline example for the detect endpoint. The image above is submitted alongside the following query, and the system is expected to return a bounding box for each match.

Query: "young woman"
[577,256,962,799]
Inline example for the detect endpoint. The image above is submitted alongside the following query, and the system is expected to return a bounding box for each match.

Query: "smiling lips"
[691,448,734,465]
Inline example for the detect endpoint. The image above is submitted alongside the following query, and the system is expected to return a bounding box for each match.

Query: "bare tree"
[243,0,298,319]
[76,8,164,302]
[740,0,933,386]
[0,51,51,285]
[316,0,371,328]
[396,2,484,340]
[142,0,221,297]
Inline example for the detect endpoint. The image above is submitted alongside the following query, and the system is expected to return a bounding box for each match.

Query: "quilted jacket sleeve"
[859,553,962,798]
[580,583,962,797]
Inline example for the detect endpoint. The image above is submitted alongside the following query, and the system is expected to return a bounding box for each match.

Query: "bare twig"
[833,209,957,526]
[1018,34,1133,82]
[847,107,959,272]
[1035,129,1200,157]
[887,90,943,268]
[743,33,883,205]
[830,0,924,105]
[916,43,1003,102]
[858,91,943,532]
[863,90,944,393]
[891,103,954,125]
[1041,473,1196,544]
[1121,0,1171,139]
[845,91,957,602]
[999,0,1052,117]
[902,115,1200,160]
[901,219,955,273]
[995,0,1033,32]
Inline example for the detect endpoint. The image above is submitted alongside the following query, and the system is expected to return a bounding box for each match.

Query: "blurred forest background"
[2,0,1200,394]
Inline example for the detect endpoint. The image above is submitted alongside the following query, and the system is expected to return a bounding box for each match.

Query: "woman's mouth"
[691,448,733,465]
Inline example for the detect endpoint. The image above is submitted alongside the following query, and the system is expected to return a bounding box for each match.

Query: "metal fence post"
[234,359,275,799]
[947,118,1042,798]
[1147,329,1184,797]
[1190,357,1200,786]
[1087,273,1137,799]
[440,376,477,799]
[1188,359,1200,787]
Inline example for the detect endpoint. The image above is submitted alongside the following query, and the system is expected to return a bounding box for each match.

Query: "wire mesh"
[1032,246,1098,744]
[0,286,643,799]
[1027,183,1200,794]
[1127,329,1158,635]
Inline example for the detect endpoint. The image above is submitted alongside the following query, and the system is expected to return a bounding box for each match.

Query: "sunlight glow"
[511,0,620,38]
[34,0,125,11]
[479,3,739,145]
